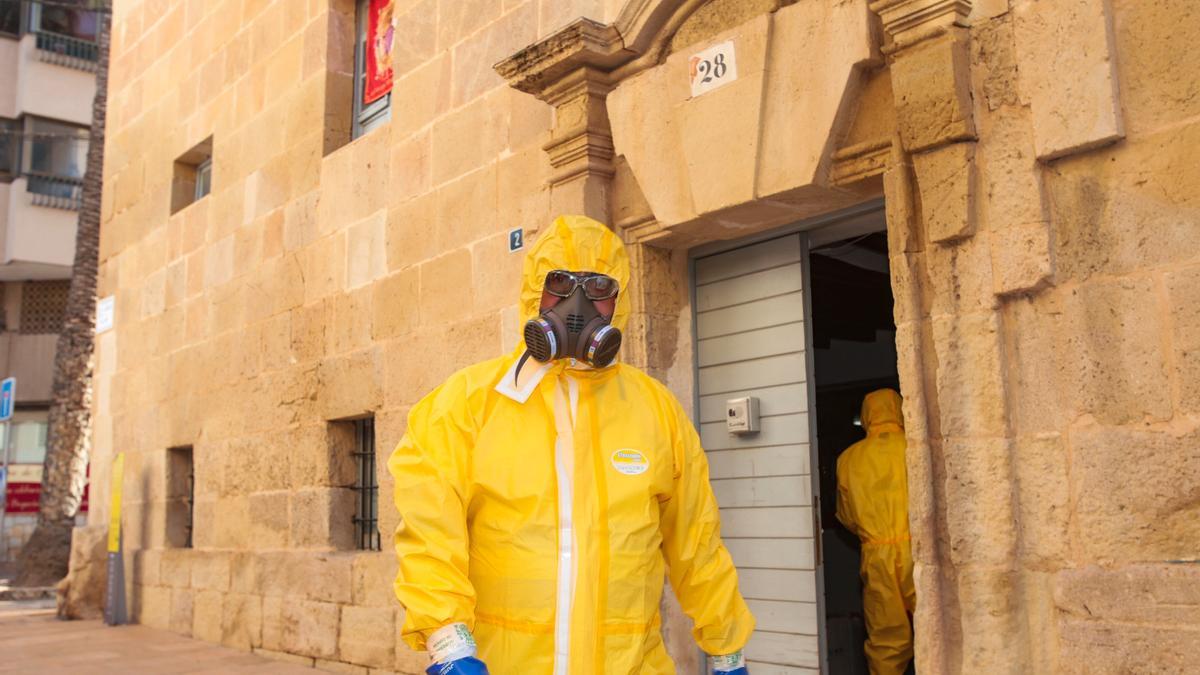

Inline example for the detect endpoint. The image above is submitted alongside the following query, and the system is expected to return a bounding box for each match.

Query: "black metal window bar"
[34,29,98,69]
[352,417,380,551]
[0,126,89,209]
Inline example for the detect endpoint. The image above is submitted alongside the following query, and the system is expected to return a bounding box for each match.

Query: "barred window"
[166,446,194,549]
[352,417,380,551]
[20,280,69,334]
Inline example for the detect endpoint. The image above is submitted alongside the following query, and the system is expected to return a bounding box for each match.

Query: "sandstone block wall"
[92,0,560,670]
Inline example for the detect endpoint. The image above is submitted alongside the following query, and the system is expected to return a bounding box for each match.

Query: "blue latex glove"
[426,656,489,675]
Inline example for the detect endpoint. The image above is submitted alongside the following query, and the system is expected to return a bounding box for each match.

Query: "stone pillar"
[873,0,1030,672]
[542,70,616,223]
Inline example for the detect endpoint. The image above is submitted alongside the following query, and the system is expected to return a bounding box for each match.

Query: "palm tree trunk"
[14,2,110,588]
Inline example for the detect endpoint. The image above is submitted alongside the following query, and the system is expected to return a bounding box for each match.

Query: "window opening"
[352,416,380,551]
[194,157,212,202]
[166,446,194,548]
[352,0,392,139]
[0,1,20,36]
[0,415,49,465]
[24,117,88,209]
[0,118,19,180]
[29,0,100,67]
[171,136,213,214]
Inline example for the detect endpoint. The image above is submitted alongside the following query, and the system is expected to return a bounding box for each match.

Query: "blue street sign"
[0,377,14,422]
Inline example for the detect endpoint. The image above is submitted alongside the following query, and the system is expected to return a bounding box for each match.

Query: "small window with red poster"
[353,0,393,139]
[1,414,88,516]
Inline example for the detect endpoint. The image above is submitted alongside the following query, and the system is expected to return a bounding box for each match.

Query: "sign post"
[104,452,127,626]
[0,377,15,561]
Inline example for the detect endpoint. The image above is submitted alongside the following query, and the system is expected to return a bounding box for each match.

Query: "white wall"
[2,177,77,269]
[15,34,94,125]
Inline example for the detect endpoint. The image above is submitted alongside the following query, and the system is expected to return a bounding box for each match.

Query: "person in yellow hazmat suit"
[389,215,755,675]
[836,388,917,675]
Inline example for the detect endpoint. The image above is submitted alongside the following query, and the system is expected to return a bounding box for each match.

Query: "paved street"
[0,599,317,674]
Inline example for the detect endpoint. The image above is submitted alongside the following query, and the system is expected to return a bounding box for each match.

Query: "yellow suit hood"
[518,214,632,335]
[861,388,904,434]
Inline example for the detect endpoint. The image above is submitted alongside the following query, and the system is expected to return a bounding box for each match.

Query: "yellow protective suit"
[389,215,754,674]
[835,389,916,675]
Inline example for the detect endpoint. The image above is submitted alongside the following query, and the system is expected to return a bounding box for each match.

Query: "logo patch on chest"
[610,449,649,476]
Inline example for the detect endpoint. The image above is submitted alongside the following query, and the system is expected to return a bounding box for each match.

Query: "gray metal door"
[694,233,820,674]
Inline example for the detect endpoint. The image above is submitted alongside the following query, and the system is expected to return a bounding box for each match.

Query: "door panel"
[694,233,820,671]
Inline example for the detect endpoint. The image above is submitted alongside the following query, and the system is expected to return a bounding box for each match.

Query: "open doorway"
[806,227,907,674]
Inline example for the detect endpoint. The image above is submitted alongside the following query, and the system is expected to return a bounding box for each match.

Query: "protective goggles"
[542,270,619,300]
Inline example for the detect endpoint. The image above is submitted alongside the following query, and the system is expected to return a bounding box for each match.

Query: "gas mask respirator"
[515,270,622,382]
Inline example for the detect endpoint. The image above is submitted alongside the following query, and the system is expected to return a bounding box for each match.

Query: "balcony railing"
[34,30,98,71]
[26,172,82,210]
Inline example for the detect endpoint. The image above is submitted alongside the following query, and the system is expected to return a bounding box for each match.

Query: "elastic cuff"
[427,623,476,664]
[710,650,746,670]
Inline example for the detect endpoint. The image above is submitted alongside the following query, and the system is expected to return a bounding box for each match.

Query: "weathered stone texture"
[193,589,225,643]
[1012,0,1123,160]
[222,593,263,650]
[281,600,341,660]
[169,587,195,636]
[1070,424,1200,564]
[339,605,396,668]
[913,142,977,244]
[1047,123,1200,284]
[989,222,1052,296]
[1062,277,1171,425]
[890,33,976,153]
[1166,264,1200,413]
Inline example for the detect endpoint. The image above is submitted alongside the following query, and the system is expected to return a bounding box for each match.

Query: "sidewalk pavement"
[0,598,318,674]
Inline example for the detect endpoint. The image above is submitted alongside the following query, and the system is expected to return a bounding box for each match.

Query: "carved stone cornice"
[831,138,892,186]
[493,18,629,100]
[539,69,616,188]
[869,0,971,49]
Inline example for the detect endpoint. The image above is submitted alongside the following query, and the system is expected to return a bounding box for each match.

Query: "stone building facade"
[73,0,1199,673]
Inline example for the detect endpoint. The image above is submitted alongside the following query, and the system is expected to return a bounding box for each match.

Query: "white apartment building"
[0,0,97,561]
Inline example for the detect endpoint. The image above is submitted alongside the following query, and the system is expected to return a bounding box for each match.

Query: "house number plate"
[689,40,738,98]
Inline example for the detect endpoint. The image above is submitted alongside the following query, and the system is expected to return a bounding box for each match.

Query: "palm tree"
[14,0,110,588]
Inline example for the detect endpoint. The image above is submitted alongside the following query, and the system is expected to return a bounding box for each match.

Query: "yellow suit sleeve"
[389,376,477,651]
[835,452,858,536]
[658,393,755,655]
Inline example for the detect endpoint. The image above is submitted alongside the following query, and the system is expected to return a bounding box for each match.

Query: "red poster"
[5,483,40,514]
[2,472,88,514]
[364,0,395,105]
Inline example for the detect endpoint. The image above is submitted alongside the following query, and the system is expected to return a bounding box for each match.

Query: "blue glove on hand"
[711,650,749,675]
[426,656,489,675]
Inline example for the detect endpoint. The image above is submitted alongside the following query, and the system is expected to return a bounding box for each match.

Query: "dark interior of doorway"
[809,231,912,675]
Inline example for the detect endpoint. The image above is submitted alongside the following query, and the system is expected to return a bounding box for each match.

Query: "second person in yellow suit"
[836,388,916,675]
[389,215,754,674]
